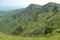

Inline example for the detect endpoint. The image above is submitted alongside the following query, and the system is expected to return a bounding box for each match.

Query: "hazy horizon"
[0,0,60,11]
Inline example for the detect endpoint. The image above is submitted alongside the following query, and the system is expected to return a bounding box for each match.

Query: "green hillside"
[0,2,60,39]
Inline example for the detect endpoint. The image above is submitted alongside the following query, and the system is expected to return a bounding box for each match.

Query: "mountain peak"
[48,2,56,4]
[29,4,36,6]
[27,4,41,8]
[29,4,40,6]
[47,2,59,5]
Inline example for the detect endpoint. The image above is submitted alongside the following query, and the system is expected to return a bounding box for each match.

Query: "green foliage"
[44,26,53,35]
[0,2,60,38]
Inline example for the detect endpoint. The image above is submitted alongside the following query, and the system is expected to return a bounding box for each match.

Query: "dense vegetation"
[0,2,60,40]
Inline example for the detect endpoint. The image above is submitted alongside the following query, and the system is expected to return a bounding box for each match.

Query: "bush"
[44,26,53,35]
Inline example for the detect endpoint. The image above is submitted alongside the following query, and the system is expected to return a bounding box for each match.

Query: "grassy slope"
[0,32,60,40]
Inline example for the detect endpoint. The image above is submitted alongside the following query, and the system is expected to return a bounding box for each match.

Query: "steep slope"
[0,2,60,37]
[12,2,60,37]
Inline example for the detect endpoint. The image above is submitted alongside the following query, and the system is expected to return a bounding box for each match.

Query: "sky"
[0,0,60,11]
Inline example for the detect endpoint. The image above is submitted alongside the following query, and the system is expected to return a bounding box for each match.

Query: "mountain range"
[0,2,60,37]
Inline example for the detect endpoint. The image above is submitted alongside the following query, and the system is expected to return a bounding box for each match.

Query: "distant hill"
[0,2,60,37]
[0,7,23,11]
